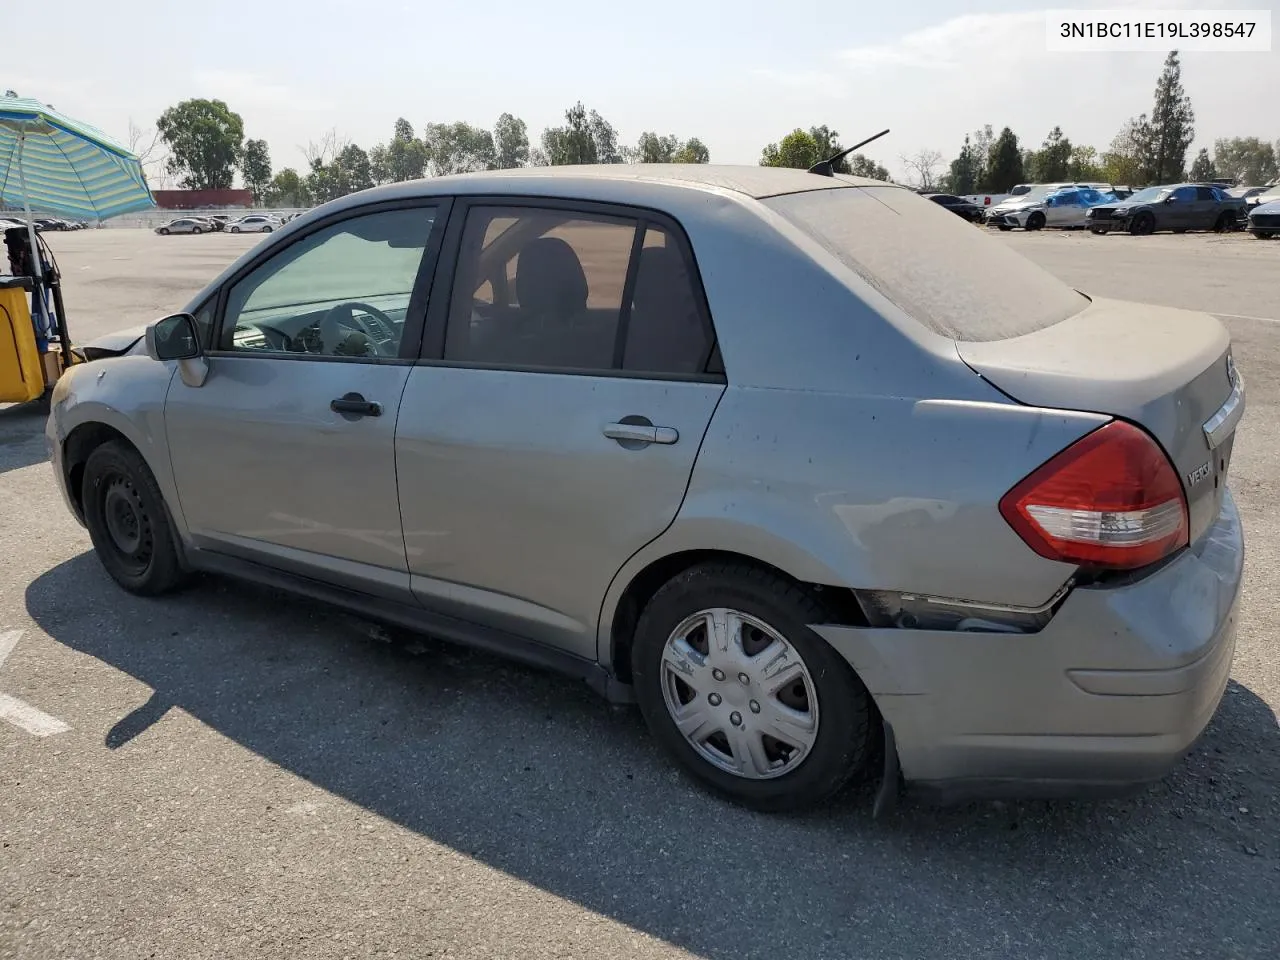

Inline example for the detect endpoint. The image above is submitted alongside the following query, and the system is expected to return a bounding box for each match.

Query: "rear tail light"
[999,421,1188,570]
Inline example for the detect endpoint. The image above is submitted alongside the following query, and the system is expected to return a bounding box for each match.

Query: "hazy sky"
[7,0,1278,184]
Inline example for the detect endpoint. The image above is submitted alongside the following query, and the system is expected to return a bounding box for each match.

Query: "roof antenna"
[808,128,890,177]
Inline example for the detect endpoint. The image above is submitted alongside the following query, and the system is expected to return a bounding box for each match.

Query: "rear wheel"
[1025,212,1045,231]
[1213,212,1234,233]
[82,441,187,596]
[632,562,876,812]
[1129,212,1156,236]
[192,226,202,234]
[262,225,272,233]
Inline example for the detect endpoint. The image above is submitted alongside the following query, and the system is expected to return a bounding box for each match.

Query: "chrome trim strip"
[899,579,1073,616]
[1203,373,1245,450]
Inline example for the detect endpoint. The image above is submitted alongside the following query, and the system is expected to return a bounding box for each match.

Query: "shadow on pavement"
[25,553,1280,959]
[0,396,51,476]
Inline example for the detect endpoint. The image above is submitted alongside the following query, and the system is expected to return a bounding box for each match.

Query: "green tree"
[241,138,272,202]
[1188,147,1217,182]
[155,98,244,189]
[1147,51,1195,183]
[423,121,496,175]
[760,129,821,169]
[984,127,1024,192]
[493,113,530,169]
[383,118,428,182]
[635,132,682,163]
[672,138,710,164]
[1102,116,1153,185]
[1031,126,1072,181]
[1212,137,1278,185]
[306,143,374,203]
[847,154,891,181]
[944,135,981,194]
[541,102,620,165]
[264,167,308,207]
[1067,145,1105,181]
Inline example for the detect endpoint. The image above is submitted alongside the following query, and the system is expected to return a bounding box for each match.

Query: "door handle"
[603,421,679,445]
[331,392,382,417]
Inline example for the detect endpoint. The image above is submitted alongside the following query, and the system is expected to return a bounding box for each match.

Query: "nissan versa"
[47,166,1246,812]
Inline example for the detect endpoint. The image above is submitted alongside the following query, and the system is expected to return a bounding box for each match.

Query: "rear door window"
[765,186,1088,342]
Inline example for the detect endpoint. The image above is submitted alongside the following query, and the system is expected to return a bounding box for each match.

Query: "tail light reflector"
[999,421,1188,570]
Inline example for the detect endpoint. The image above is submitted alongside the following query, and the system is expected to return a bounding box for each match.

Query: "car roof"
[332,164,889,206]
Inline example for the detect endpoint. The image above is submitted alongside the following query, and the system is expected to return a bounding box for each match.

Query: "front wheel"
[82,441,187,596]
[158,227,169,235]
[230,225,241,233]
[1025,212,1045,231]
[1129,212,1156,236]
[192,226,202,234]
[632,562,876,812]
[1089,226,1107,235]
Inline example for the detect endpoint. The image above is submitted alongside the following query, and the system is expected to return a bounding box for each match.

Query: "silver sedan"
[154,217,207,236]
[48,166,1245,812]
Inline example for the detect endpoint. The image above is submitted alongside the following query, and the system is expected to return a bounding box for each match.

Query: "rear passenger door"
[395,199,725,661]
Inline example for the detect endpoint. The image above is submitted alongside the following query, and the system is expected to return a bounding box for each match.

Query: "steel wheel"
[99,473,154,577]
[660,607,819,780]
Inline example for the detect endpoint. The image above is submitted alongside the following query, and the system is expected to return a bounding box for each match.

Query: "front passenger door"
[163,201,445,599]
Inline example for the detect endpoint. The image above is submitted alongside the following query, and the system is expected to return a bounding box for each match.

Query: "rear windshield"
[764,186,1089,342]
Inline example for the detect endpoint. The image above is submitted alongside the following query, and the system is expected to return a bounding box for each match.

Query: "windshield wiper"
[808,129,891,177]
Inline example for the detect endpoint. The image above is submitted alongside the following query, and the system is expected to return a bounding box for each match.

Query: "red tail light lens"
[999,421,1189,570]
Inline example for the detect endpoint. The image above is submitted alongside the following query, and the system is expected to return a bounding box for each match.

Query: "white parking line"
[1215,312,1279,324]
[0,628,71,737]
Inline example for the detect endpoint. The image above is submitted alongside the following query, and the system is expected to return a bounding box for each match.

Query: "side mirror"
[145,313,200,361]
[1164,195,1177,204]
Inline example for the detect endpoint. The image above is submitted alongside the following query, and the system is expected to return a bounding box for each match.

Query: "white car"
[227,215,280,234]
[985,183,1114,231]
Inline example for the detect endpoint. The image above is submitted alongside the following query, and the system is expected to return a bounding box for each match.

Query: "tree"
[1067,145,1105,181]
[984,127,1024,192]
[155,98,245,190]
[1147,50,1195,183]
[264,168,308,207]
[493,113,530,169]
[673,138,710,164]
[760,129,821,169]
[241,138,272,202]
[635,132,682,163]
[422,121,496,176]
[1212,137,1278,185]
[944,135,981,194]
[901,148,944,191]
[847,154,891,181]
[1189,148,1217,182]
[1102,116,1153,186]
[305,138,373,203]
[541,102,620,165]
[375,118,429,183]
[1029,126,1072,182]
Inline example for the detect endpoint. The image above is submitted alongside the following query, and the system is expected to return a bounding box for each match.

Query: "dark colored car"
[1086,184,1247,236]
[922,193,984,223]
[1247,199,1280,239]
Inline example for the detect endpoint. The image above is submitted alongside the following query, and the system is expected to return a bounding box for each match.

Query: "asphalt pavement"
[1,228,1278,960]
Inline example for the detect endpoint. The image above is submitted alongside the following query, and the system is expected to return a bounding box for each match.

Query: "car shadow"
[24,553,1280,958]
[0,395,51,475]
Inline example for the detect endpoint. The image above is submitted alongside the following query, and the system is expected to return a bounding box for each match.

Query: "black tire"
[82,441,186,596]
[192,226,202,234]
[1251,230,1275,239]
[1089,226,1107,235]
[262,225,272,233]
[1129,212,1155,236]
[1213,212,1233,233]
[996,224,1012,232]
[1025,212,1045,231]
[631,562,876,812]
[231,225,241,233]
[158,227,169,235]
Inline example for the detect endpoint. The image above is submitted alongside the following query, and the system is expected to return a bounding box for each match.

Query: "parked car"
[34,217,70,231]
[1247,183,1280,208]
[1247,199,1280,238]
[227,215,280,234]
[922,193,985,222]
[985,182,1114,231]
[50,166,1245,812]
[154,217,208,236]
[206,215,230,232]
[1086,183,1248,235]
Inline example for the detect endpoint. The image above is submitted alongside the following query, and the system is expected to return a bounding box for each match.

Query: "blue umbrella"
[0,94,154,349]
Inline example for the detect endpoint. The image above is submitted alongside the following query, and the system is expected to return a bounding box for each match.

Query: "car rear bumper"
[814,488,1243,801]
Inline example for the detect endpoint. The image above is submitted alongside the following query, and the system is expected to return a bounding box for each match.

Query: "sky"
[6,0,1278,186]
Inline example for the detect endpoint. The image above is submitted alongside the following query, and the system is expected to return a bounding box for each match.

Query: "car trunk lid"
[956,298,1241,546]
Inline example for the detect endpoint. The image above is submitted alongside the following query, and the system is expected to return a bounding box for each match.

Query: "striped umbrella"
[0,95,155,221]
